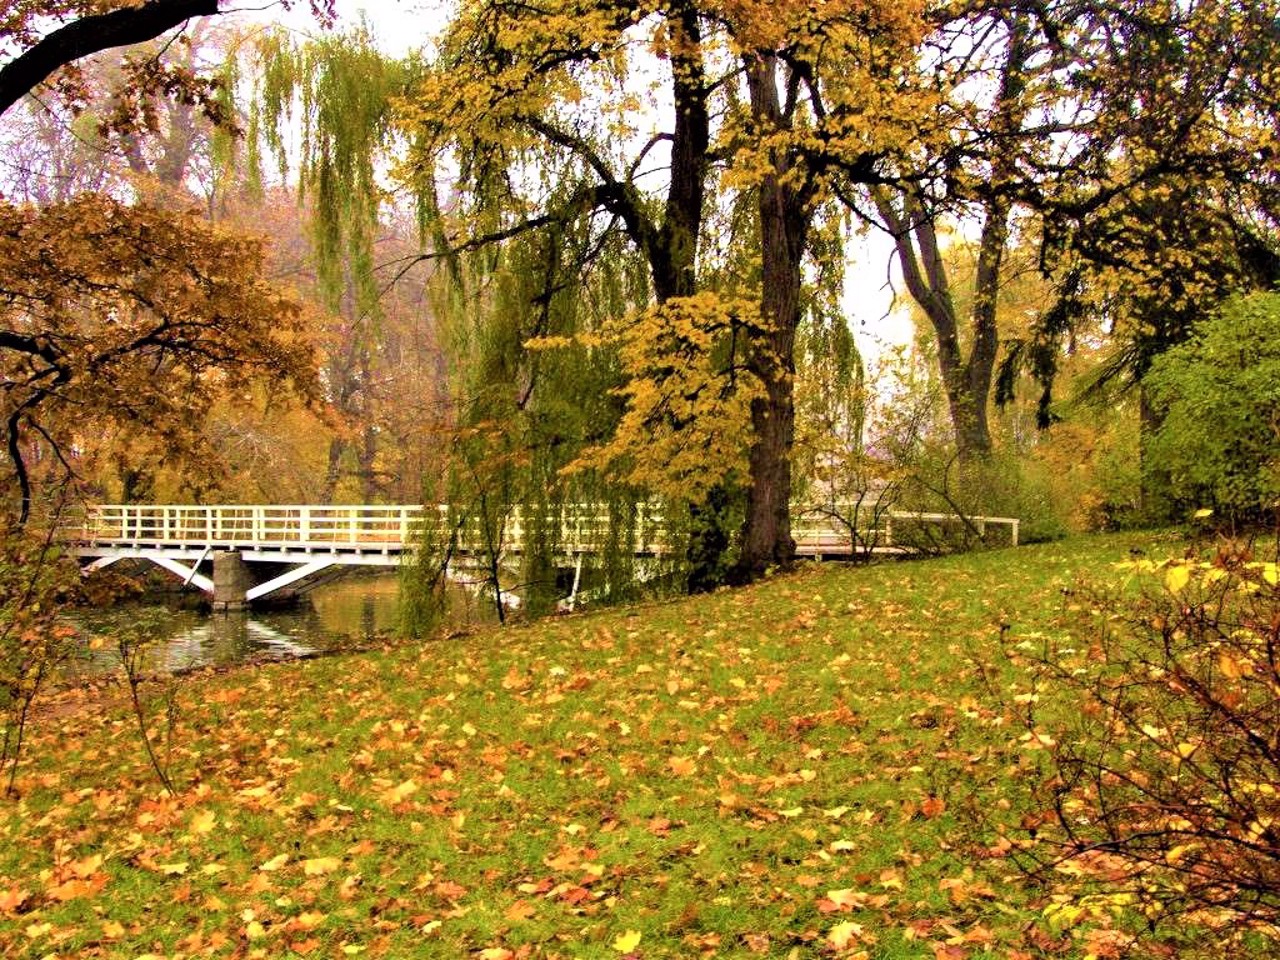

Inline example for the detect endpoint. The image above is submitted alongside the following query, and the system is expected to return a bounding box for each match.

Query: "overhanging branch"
[0,0,221,117]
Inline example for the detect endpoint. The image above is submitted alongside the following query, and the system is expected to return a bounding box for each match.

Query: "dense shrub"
[1145,293,1280,523]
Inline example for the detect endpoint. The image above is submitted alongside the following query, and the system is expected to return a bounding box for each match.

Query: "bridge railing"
[74,503,1019,555]
[77,504,428,549]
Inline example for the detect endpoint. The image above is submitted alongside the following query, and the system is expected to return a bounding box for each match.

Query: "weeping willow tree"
[239,25,705,628]
[238,26,431,501]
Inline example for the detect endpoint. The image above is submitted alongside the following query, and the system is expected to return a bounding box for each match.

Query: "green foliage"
[1145,293,1280,522]
[248,25,413,315]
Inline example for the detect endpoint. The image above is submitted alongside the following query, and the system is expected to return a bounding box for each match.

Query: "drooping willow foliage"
[236,23,853,629]
[246,24,414,316]
[414,202,686,627]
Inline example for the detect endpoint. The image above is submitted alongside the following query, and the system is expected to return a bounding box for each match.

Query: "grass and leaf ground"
[0,532,1178,959]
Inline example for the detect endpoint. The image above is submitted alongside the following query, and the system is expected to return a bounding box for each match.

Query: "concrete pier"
[212,551,252,612]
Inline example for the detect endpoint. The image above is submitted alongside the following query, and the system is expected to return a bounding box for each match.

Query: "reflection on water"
[69,573,415,675]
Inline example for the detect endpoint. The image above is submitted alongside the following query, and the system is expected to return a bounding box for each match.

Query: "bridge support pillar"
[212,551,252,612]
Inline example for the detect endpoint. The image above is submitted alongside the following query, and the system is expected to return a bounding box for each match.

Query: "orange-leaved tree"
[0,195,316,521]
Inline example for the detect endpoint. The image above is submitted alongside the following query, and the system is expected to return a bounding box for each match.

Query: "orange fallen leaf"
[69,854,103,878]
[504,900,537,922]
[47,877,103,902]
[921,795,946,819]
[668,756,697,776]
[0,887,27,913]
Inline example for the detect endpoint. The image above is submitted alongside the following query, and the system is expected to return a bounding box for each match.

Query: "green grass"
[0,531,1179,959]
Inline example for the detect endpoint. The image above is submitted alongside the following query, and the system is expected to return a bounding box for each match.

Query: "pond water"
[66,573,490,675]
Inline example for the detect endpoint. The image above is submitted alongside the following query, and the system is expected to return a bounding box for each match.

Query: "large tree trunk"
[644,5,728,593]
[732,53,807,584]
[870,18,1029,466]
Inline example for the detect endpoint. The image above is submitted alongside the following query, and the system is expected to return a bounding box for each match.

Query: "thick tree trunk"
[643,5,730,594]
[732,54,807,584]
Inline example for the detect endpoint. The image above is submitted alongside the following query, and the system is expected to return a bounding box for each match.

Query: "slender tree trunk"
[870,18,1030,467]
[1137,380,1170,521]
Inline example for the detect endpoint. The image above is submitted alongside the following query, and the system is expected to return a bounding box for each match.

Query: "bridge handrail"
[71,503,1019,553]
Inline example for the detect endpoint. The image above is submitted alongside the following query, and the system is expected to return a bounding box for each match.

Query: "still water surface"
[68,574,481,674]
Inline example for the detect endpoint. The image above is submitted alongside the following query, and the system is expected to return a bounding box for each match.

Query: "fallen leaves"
[612,929,642,952]
[667,755,697,776]
[301,856,342,876]
[380,778,420,806]
[0,535,1171,960]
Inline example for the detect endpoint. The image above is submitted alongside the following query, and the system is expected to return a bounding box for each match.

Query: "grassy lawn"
[0,531,1178,959]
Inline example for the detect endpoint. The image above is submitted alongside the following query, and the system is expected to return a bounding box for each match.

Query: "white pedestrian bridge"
[67,503,1019,609]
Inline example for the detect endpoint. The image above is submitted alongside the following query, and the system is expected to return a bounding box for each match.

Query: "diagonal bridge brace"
[244,560,336,603]
[87,551,217,595]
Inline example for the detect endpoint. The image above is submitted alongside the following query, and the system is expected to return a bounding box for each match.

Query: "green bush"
[1145,293,1280,522]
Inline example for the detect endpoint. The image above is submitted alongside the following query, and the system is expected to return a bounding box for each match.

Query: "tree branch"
[0,0,221,118]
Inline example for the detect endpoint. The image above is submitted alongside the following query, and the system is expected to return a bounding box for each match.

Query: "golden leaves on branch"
[0,194,315,497]
[562,292,766,505]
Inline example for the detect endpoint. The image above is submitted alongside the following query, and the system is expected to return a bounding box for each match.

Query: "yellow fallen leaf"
[478,950,513,960]
[157,862,189,876]
[827,919,864,949]
[190,810,217,835]
[668,756,696,777]
[302,856,342,877]
[612,929,642,953]
[826,888,862,908]
[101,920,126,939]
[382,779,419,805]
[258,854,289,872]
[245,920,267,940]
[70,854,103,878]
